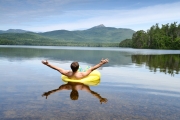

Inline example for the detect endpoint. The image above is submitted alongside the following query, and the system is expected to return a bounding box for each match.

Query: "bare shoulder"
[78,69,92,78]
[63,70,73,77]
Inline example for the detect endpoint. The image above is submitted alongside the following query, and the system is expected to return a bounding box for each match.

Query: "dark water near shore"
[0,45,180,120]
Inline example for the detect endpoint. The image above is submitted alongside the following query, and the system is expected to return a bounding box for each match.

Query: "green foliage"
[119,39,132,47]
[132,22,180,49]
[132,30,148,48]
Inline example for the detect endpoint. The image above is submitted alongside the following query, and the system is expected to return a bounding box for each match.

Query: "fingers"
[101,58,109,61]
[42,60,45,64]
[42,60,48,65]
[105,58,109,63]
[101,58,109,64]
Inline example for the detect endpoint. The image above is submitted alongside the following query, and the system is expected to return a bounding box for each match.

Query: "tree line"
[0,33,119,47]
[0,38,119,47]
[120,22,180,49]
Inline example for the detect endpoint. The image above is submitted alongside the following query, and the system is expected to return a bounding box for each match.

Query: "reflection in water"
[0,47,131,66]
[132,54,180,76]
[1,46,180,77]
[42,82,108,104]
[1,46,180,119]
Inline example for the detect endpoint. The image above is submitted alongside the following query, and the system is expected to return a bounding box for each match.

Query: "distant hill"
[38,24,135,43]
[0,30,4,34]
[0,25,135,46]
[0,32,57,45]
[0,29,30,34]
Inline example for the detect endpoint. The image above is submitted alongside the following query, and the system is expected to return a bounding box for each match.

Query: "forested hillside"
[0,33,56,45]
[0,25,135,47]
[119,39,132,47]
[119,22,180,49]
[0,29,30,34]
[39,25,135,43]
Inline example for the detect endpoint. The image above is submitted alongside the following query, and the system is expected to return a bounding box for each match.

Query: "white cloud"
[0,1,180,31]
[26,1,180,31]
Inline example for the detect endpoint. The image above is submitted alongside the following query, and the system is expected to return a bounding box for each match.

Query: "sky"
[0,0,180,32]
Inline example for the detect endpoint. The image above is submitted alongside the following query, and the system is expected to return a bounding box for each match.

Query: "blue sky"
[0,0,180,32]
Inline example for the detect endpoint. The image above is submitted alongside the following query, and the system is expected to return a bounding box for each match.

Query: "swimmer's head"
[71,62,79,72]
[70,90,79,100]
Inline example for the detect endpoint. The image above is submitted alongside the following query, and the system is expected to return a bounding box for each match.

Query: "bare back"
[67,69,92,80]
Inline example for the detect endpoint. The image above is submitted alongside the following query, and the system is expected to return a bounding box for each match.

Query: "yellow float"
[61,70,101,86]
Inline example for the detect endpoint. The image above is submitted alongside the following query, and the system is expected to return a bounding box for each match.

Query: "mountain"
[0,29,30,34]
[0,30,4,34]
[38,25,135,43]
[0,25,135,46]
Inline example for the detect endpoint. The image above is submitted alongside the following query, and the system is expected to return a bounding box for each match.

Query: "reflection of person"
[42,59,109,79]
[42,82,108,104]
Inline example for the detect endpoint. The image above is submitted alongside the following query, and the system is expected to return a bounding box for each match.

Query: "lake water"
[0,45,180,120]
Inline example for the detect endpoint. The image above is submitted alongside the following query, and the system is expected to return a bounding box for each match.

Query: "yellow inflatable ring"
[61,70,101,86]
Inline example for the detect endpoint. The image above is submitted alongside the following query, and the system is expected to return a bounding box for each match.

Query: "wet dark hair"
[70,90,79,100]
[71,62,79,72]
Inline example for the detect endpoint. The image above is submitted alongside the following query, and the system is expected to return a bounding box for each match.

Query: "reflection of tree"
[131,54,180,76]
[42,82,108,104]
[0,47,131,66]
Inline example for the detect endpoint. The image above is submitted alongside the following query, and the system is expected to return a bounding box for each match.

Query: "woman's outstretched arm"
[80,58,109,77]
[42,60,71,76]
[90,58,109,71]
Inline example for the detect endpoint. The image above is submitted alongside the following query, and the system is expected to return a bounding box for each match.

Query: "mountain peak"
[93,24,105,28]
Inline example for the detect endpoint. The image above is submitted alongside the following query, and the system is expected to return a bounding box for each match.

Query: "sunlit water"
[0,45,180,120]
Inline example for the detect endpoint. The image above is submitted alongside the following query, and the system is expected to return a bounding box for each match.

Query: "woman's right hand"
[100,58,109,64]
[42,60,49,65]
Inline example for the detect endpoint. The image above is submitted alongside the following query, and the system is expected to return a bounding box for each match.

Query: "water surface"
[0,45,180,120]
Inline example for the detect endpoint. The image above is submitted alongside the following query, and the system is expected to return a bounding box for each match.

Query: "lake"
[0,45,180,120]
